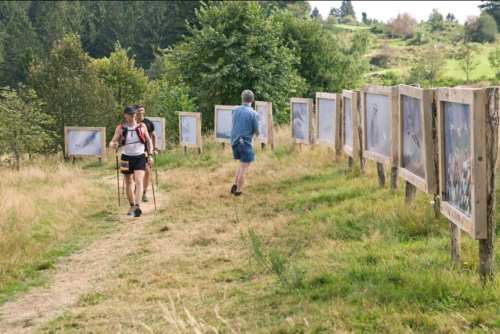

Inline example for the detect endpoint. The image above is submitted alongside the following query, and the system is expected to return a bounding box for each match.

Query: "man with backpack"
[134,103,158,202]
[109,106,154,217]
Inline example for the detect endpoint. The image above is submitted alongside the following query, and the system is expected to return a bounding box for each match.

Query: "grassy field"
[2,125,498,332]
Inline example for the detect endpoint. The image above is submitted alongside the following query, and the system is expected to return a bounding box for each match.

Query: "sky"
[308,1,482,24]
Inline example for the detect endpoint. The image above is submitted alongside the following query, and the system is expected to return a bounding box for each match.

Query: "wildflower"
[430,201,435,205]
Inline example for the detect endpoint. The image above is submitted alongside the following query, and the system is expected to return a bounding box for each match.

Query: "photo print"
[152,120,163,149]
[292,102,308,140]
[344,97,353,148]
[217,109,232,139]
[181,115,197,144]
[443,102,471,217]
[365,93,390,157]
[402,95,424,178]
[257,104,268,140]
[68,130,103,156]
[317,98,335,143]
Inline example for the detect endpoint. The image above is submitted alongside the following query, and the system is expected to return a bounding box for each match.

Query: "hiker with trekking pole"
[109,106,154,217]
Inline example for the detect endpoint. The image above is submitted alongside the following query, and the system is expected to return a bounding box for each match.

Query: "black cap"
[134,103,144,110]
[124,106,136,115]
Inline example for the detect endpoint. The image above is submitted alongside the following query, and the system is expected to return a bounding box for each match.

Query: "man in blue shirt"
[230,90,260,197]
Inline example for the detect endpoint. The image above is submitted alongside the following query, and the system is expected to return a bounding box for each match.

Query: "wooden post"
[356,91,366,174]
[271,143,275,151]
[405,181,417,204]
[98,157,102,165]
[390,167,398,190]
[198,148,202,158]
[261,143,266,150]
[348,156,354,169]
[479,87,499,284]
[222,143,226,151]
[377,162,385,186]
[184,146,188,155]
[72,157,76,166]
[450,222,462,265]
[430,90,440,219]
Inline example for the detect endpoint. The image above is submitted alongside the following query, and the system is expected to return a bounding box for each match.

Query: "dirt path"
[0,176,165,334]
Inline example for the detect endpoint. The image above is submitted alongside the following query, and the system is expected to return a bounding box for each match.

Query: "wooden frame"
[290,98,313,145]
[179,112,202,149]
[148,117,166,151]
[397,85,436,194]
[361,85,399,167]
[214,105,236,144]
[255,101,274,146]
[437,88,487,239]
[64,126,106,158]
[315,92,341,150]
[342,90,360,158]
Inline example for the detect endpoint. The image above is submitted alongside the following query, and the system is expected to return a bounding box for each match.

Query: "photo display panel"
[292,102,308,140]
[344,97,353,148]
[257,104,268,140]
[402,95,424,178]
[317,98,335,144]
[151,120,163,149]
[68,130,103,156]
[443,101,471,217]
[365,93,390,158]
[181,115,197,144]
[217,109,232,139]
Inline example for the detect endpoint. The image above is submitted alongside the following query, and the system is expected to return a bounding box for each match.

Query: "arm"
[151,130,158,156]
[109,126,121,149]
[142,124,154,164]
[253,113,261,136]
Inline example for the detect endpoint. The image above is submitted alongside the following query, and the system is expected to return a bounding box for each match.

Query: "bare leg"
[143,164,151,193]
[134,170,145,205]
[236,162,250,192]
[124,174,134,205]
[234,165,242,185]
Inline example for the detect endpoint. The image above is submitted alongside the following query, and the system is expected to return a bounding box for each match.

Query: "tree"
[166,2,304,125]
[446,13,457,23]
[329,7,342,21]
[456,43,480,84]
[388,13,417,38]
[408,44,447,87]
[0,86,57,170]
[310,6,320,19]
[29,34,117,150]
[341,15,356,25]
[479,1,500,30]
[428,9,444,31]
[93,42,148,112]
[340,1,356,20]
[465,13,498,43]
[488,46,500,78]
[362,12,370,25]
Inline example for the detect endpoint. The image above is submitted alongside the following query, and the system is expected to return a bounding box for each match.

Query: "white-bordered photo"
[179,112,202,148]
[65,127,106,158]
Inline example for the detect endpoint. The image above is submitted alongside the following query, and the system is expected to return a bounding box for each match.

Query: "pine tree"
[340,1,356,20]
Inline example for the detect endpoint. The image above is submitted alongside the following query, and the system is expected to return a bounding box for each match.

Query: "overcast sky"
[308,1,482,24]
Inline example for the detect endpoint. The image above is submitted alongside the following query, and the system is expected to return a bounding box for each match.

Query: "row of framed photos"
[291,85,487,240]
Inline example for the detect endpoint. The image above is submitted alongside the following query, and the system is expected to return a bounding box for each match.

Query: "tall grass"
[0,160,117,304]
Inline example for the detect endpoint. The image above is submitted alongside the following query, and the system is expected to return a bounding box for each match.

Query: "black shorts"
[120,153,146,174]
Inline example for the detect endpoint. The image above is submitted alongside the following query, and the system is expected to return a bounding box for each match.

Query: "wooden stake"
[198,148,202,158]
[450,222,462,265]
[348,156,354,169]
[390,167,398,190]
[405,181,417,204]
[479,87,499,284]
[356,91,366,174]
[72,157,76,166]
[377,162,386,187]
[222,143,226,151]
[184,146,188,155]
[98,157,102,165]
[261,143,266,150]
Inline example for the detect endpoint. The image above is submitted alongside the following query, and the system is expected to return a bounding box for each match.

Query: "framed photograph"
[148,117,166,151]
[255,101,274,146]
[342,90,360,158]
[315,92,341,149]
[214,105,236,144]
[290,98,313,144]
[361,85,398,166]
[179,112,202,148]
[397,85,436,194]
[437,88,487,239]
[64,127,106,158]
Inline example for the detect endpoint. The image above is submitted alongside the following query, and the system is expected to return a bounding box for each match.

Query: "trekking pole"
[150,160,157,211]
[115,148,121,207]
[155,160,159,187]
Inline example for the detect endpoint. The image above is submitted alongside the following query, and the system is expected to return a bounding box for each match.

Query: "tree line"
[0,1,369,169]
